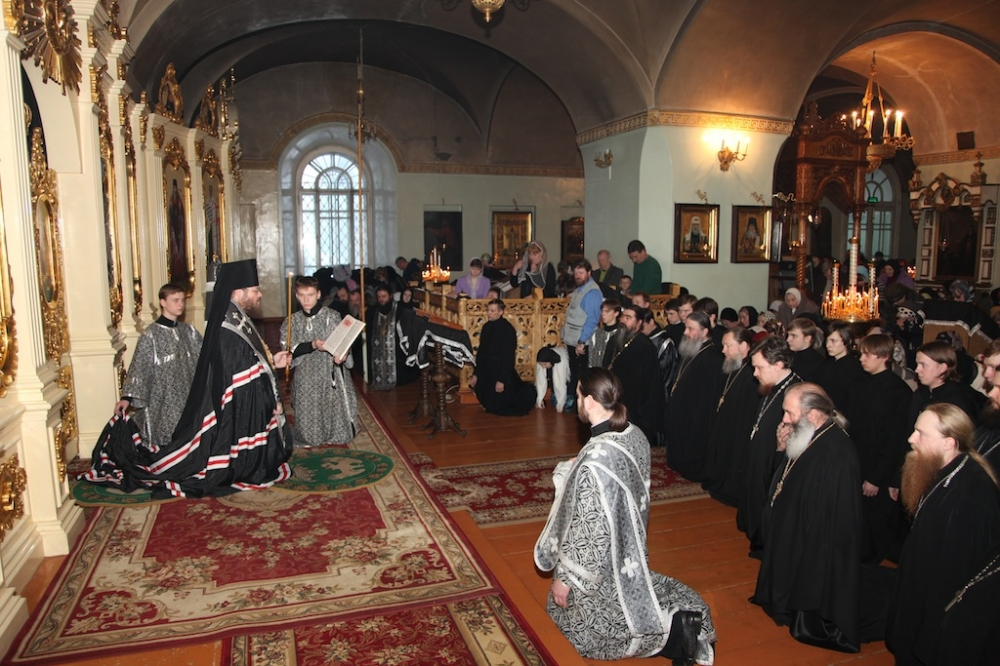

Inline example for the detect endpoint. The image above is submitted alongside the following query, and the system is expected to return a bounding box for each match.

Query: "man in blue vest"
[561,258,603,409]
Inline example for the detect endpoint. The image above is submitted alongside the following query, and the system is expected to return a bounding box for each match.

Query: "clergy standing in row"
[664,311,722,480]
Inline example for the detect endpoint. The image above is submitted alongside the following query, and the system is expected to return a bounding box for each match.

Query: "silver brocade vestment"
[121,321,202,448]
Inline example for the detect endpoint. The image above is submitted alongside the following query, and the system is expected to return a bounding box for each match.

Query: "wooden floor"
[14,381,895,665]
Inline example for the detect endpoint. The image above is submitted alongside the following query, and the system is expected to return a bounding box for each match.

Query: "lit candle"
[285,271,294,381]
[895,110,903,139]
[883,109,892,139]
[852,111,858,128]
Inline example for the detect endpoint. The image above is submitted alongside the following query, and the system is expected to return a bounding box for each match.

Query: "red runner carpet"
[5,394,548,665]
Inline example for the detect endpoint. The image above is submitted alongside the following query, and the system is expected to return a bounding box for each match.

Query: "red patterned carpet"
[6,395,548,665]
[412,452,706,525]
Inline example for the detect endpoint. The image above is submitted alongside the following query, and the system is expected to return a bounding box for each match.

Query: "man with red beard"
[887,404,1000,666]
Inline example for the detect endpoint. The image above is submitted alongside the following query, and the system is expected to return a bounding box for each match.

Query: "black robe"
[752,421,864,652]
[975,426,1000,474]
[365,301,418,389]
[663,340,723,481]
[83,302,294,499]
[936,540,1000,666]
[818,354,863,412]
[791,347,825,384]
[886,455,1000,666]
[609,332,664,445]
[665,321,684,347]
[647,328,680,446]
[737,372,800,552]
[472,317,535,416]
[908,380,983,429]
[702,361,759,506]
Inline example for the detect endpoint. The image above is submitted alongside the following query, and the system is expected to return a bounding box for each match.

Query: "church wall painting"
[492,210,532,271]
[423,209,463,271]
[202,149,226,279]
[162,139,194,293]
[731,206,772,263]
[674,203,718,263]
[561,216,585,263]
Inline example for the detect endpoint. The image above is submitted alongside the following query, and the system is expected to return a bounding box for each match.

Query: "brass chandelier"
[441,0,532,23]
[854,52,915,171]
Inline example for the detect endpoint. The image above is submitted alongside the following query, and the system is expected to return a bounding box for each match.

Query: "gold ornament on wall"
[97,92,124,328]
[19,0,84,95]
[194,138,204,162]
[56,366,78,482]
[154,62,183,123]
[0,455,27,543]
[3,0,26,34]
[229,142,243,192]
[194,85,218,137]
[0,183,18,398]
[163,138,195,294]
[28,128,69,362]
[122,112,143,317]
[152,125,165,150]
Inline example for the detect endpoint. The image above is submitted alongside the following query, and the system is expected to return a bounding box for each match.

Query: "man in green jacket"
[627,239,662,295]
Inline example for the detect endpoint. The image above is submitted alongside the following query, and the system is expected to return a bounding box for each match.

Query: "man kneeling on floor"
[534,367,716,664]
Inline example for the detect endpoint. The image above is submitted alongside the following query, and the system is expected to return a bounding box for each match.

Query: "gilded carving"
[56,366,78,483]
[194,138,204,162]
[97,94,124,328]
[152,125,165,150]
[229,142,243,192]
[0,455,27,543]
[89,63,106,105]
[28,128,69,361]
[154,62,183,123]
[0,182,18,398]
[19,0,83,95]
[122,117,143,316]
[107,0,125,40]
[194,85,218,137]
[3,0,25,34]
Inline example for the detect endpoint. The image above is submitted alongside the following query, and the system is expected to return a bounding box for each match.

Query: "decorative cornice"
[576,110,795,145]
[914,146,1000,166]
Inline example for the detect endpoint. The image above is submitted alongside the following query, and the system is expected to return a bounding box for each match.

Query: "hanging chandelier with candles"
[440,0,532,23]
[850,52,915,171]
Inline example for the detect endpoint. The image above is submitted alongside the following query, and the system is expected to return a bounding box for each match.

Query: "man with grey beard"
[751,383,866,653]
[663,311,722,480]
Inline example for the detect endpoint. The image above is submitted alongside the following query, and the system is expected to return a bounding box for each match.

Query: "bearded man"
[887,403,1000,666]
[366,283,417,390]
[534,368,715,663]
[561,259,603,403]
[663,311,723,480]
[702,326,759,505]
[608,304,663,444]
[738,336,800,557]
[751,383,865,653]
[83,259,293,498]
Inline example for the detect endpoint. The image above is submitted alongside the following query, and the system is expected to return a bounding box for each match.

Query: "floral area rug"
[223,593,548,666]
[6,396,498,664]
[412,452,707,525]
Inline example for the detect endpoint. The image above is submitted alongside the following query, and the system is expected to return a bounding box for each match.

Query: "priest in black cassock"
[786,318,826,384]
[470,299,535,416]
[739,336,800,556]
[663,311,722,481]
[82,259,294,499]
[702,326,759,506]
[887,403,1000,666]
[845,333,913,563]
[608,304,664,444]
[365,283,418,390]
[752,383,865,653]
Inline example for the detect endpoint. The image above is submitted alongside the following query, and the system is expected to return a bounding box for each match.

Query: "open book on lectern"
[323,315,365,358]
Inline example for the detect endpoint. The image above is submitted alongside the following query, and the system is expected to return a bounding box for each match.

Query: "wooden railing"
[413,289,677,390]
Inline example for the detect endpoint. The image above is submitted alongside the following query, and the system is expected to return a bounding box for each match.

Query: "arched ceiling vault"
[117,0,1000,154]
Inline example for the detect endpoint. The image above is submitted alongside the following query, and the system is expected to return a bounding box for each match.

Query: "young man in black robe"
[786,317,825,384]
[738,336,800,557]
[663,311,722,481]
[83,259,294,498]
[702,326,758,505]
[887,403,1000,666]
[641,308,679,447]
[470,299,535,416]
[845,333,913,563]
[608,304,663,444]
[752,383,865,653]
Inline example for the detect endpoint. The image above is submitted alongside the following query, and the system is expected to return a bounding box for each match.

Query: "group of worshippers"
[656,285,1000,662]
[82,260,360,499]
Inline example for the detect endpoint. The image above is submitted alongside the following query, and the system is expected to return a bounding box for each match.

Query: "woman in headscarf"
[776,287,818,328]
[509,240,557,298]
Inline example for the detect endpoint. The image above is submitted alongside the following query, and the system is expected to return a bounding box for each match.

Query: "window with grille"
[298,153,368,275]
[849,167,895,258]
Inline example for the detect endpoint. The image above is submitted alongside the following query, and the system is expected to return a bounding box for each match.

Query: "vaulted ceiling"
[118,0,1000,158]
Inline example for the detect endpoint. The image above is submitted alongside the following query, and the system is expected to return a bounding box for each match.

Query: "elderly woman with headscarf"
[509,240,557,298]
[776,287,818,328]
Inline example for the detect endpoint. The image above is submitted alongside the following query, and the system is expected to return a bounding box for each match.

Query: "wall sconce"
[594,149,613,169]
[717,140,748,171]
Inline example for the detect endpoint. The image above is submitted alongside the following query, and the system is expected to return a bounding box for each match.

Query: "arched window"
[852,167,895,258]
[297,152,368,275]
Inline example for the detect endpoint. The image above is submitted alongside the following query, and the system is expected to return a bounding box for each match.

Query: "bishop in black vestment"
[609,305,664,444]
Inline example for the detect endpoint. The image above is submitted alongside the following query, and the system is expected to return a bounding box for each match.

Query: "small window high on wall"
[298,152,368,275]
[850,167,896,258]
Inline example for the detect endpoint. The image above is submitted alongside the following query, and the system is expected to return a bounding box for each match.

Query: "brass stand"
[422,342,466,439]
[407,366,434,424]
